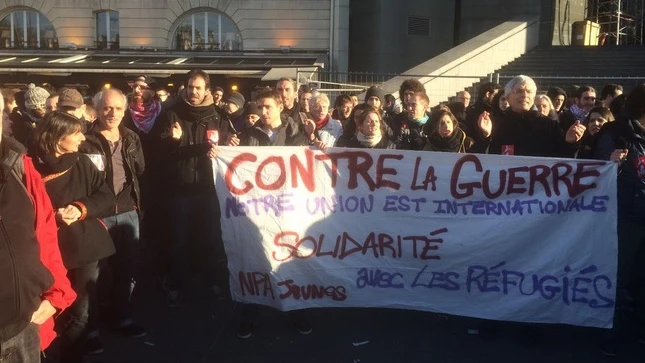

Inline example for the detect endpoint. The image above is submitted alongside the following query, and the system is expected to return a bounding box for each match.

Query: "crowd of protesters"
[1,70,644,362]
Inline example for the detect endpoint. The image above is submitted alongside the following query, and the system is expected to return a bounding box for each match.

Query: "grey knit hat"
[225,92,245,109]
[24,83,50,110]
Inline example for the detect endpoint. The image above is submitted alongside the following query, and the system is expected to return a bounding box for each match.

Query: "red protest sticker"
[206,130,219,145]
[634,155,645,179]
[501,145,515,156]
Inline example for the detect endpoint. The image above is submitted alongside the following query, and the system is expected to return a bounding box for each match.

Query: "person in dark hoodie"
[32,112,115,363]
[594,84,645,356]
[546,86,567,114]
[364,86,394,139]
[476,75,585,157]
[464,82,502,138]
[221,91,246,134]
[159,69,228,307]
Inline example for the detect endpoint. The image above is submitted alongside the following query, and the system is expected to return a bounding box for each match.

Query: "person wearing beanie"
[222,92,246,133]
[11,83,50,148]
[546,86,567,114]
[243,102,261,129]
[365,86,385,109]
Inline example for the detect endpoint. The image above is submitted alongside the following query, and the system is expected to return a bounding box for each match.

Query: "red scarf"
[315,114,330,131]
[129,100,162,134]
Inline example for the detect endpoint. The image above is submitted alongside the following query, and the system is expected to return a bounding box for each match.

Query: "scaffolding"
[591,0,644,45]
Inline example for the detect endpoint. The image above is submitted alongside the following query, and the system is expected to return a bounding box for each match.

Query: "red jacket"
[23,155,77,350]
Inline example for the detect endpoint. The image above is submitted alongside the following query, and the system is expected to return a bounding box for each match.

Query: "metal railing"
[299,69,645,104]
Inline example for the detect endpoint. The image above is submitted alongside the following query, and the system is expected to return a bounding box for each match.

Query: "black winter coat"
[241,118,307,147]
[35,152,115,268]
[80,124,145,214]
[481,110,579,158]
[595,117,645,222]
[159,100,226,195]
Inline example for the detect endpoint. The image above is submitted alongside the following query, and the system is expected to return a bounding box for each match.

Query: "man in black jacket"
[80,88,147,348]
[476,75,585,157]
[161,69,228,307]
[464,82,502,139]
[277,77,303,125]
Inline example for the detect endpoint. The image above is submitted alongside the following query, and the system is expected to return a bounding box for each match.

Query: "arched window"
[0,9,57,49]
[172,10,242,51]
[95,10,119,50]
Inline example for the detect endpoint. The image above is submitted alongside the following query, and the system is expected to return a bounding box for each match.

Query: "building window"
[172,11,242,51]
[408,16,430,36]
[96,10,119,50]
[0,9,57,49]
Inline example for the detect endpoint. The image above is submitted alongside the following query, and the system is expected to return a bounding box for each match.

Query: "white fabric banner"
[214,147,618,328]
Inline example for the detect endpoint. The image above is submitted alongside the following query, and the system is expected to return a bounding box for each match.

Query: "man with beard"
[11,84,49,149]
[160,69,228,307]
[464,82,502,140]
[559,85,597,132]
[331,94,353,128]
[276,77,303,125]
[122,76,168,285]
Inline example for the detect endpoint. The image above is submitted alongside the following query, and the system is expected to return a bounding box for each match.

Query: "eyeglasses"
[582,96,596,101]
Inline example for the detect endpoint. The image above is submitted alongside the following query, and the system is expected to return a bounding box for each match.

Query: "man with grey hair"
[476,75,586,157]
[80,88,147,352]
[304,92,343,147]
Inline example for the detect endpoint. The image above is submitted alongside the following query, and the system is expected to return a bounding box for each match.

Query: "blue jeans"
[0,323,40,363]
[168,192,227,291]
[101,209,140,326]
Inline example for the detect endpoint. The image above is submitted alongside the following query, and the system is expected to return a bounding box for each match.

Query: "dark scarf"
[128,99,162,134]
[37,152,79,176]
[179,88,214,108]
[426,128,467,152]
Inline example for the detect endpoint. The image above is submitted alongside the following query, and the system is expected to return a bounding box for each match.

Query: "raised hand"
[478,111,492,138]
[565,120,586,144]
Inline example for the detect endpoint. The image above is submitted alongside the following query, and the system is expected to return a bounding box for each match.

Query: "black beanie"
[225,92,245,109]
[244,102,261,117]
[365,86,385,105]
